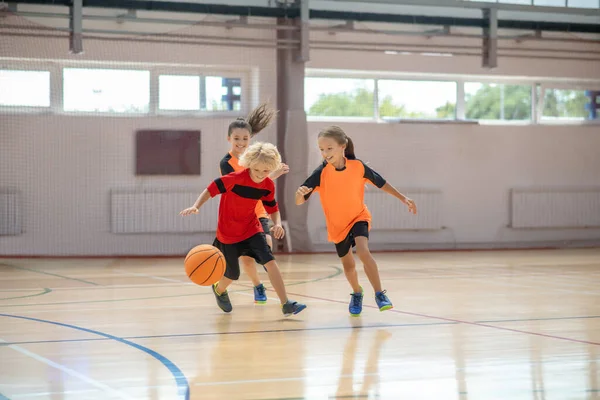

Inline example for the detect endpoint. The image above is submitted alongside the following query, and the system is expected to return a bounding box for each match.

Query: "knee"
[355,247,372,263]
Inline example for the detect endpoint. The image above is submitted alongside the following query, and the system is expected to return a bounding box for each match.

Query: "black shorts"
[335,221,369,258]
[259,217,272,237]
[213,233,275,280]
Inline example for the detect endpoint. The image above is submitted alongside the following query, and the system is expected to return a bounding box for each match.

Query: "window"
[0,70,50,107]
[305,77,375,117]
[541,88,598,120]
[159,75,200,111]
[465,83,532,121]
[157,75,241,112]
[378,80,457,119]
[63,68,150,113]
[204,76,241,111]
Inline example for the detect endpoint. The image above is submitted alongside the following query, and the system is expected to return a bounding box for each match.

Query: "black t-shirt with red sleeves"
[207,169,278,244]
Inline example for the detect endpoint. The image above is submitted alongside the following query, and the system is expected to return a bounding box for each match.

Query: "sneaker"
[212,283,232,313]
[254,283,267,304]
[282,300,307,316]
[349,287,364,316]
[375,290,393,311]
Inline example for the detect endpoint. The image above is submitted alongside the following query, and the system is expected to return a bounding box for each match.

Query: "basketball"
[184,244,225,286]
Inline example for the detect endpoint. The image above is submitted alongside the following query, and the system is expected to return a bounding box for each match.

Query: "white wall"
[1,15,600,255]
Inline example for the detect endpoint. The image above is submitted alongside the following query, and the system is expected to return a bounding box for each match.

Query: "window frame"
[0,63,58,114]
[306,69,600,126]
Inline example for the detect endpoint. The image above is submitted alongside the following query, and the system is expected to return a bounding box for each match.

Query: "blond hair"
[239,142,282,171]
[228,103,277,137]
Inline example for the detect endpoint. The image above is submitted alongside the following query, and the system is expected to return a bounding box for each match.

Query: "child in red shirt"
[181,142,305,316]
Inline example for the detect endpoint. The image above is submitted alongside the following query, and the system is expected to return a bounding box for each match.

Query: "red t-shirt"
[207,169,278,244]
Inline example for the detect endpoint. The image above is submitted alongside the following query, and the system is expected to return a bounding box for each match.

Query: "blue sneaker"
[282,300,307,316]
[375,290,393,311]
[349,288,363,316]
[254,283,267,304]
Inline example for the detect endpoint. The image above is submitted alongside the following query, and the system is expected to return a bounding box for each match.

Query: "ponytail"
[344,136,356,160]
[228,102,277,137]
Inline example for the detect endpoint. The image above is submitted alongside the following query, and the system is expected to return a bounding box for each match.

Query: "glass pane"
[499,0,533,4]
[0,70,50,107]
[63,68,149,113]
[159,75,200,111]
[204,76,241,111]
[305,77,375,117]
[534,0,566,6]
[542,88,598,120]
[378,80,457,119]
[465,83,532,120]
[567,0,598,7]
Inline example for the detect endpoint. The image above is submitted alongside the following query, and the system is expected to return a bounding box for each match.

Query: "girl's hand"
[271,163,290,179]
[179,207,198,216]
[270,224,285,239]
[296,186,313,197]
[403,198,417,214]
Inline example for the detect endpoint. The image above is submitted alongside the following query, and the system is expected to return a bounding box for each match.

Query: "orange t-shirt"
[220,152,269,219]
[302,158,386,244]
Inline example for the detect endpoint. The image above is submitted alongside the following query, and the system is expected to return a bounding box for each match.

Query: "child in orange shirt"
[295,125,417,316]
[219,103,289,304]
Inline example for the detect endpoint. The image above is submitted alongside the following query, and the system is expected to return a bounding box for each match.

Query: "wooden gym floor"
[0,248,599,400]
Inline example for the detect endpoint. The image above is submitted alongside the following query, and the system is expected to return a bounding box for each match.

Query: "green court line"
[0,264,100,286]
[0,266,342,308]
[0,288,52,301]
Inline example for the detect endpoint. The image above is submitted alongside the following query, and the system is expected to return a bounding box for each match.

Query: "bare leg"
[263,260,288,304]
[340,250,362,293]
[240,255,261,286]
[215,277,234,294]
[355,237,382,293]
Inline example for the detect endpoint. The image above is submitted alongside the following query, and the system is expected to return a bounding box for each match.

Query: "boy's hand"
[270,224,285,239]
[179,207,198,216]
[403,198,417,214]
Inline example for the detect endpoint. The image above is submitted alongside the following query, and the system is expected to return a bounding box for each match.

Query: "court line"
[111,269,187,283]
[0,264,100,286]
[0,266,343,308]
[0,289,52,301]
[478,315,600,323]
[284,292,600,347]
[0,314,190,400]
[2,313,599,347]
[0,338,133,400]
[0,321,457,346]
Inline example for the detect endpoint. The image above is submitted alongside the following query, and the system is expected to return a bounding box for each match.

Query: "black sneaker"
[212,283,232,313]
[281,300,307,316]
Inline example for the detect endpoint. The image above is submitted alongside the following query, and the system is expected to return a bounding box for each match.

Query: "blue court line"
[0,264,99,286]
[0,320,457,347]
[0,314,189,400]
[0,288,52,301]
[0,392,10,400]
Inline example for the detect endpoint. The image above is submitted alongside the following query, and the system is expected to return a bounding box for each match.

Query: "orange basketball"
[184,244,225,286]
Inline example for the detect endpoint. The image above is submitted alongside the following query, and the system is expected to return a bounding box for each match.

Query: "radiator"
[110,189,218,234]
[364,189,443,230]
[0,190,22,236]
[511,188,600,229]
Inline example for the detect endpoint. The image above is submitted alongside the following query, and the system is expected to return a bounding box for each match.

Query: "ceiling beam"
[8,0,600,34]
[323,0,599,16]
